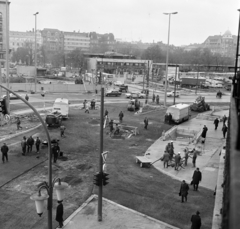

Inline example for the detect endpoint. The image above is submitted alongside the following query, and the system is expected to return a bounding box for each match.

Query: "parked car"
[1,93,19,100]
[114,81,124,86]
[105,90,122,97]
[119,85,128,92]
[125,92,146,99]
[167,91,180,97]
[200,84,209,89]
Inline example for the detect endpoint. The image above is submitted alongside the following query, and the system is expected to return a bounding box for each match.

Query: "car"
[141,89,149,95]
[200,84,209,89]
[118,85,128,92]
[1,93,19,100]
[105,90,122,97]
[114,81,124,86]
[167,91,180,97]
[125,92,146,99]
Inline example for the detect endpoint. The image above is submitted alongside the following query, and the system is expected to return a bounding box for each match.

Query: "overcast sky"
[9,0,240,46]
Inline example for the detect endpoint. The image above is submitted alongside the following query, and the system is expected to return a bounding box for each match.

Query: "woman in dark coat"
[201,125,208,143]
[56,200,64,228]
[222,124,228,139]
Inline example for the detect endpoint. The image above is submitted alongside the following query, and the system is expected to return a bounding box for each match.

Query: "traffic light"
[0,98,9,115]
[102,172,109,186]
[93,172,102,186]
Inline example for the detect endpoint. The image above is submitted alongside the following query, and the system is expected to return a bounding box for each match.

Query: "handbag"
[190,180,193,185]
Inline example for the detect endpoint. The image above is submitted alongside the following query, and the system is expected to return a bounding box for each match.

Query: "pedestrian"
[169,141,174,161]
[52,142,60,163]
[16,117,23,130]
[222,115,227,125]
[25,94,29,101]
[35,136,41,154]
[201,125,208,143]
[192,149,197,168]
[179,180,189,203]
[175,152,181,170]
[168,113,173,124]
[93,100,96,109]
[222,124,228,139]
[162,151,170,168]
[27,136,35,154]
[21,136,27,156]
[156,95,160,104]
[105,109,109,117]
[85,102,90,113]
[213,118,219,130]
[109,119,114,133]
[144,117,148,130]
[191,211,202,229]
[152,93,156,103]
[56,200,64,228]
[90,100,94,110]
[164,113,169,123]
[83,99,87,109]
[1,143,9,163]
[119,111,124,123]
[184,150,189,166]
[60,125,66,137]
[192,168,202,191]
[95,89,98,94]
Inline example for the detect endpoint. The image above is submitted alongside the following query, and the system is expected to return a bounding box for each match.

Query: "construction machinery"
[190,96,210,112]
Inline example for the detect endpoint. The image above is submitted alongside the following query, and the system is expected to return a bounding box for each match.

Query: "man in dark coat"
[213,118,219,130]
[192,168,202,191]
[56,200,64,228]
[144,117,148,130]
[168,142,174,161]
[119,111,124,123]
[162,151,170,168]
[164,113,169,123]
[1,143,9,163]
[27,136,35,154]
[191,211,201,229]
[109,119,114,133]
[52,143,60,163]
[35,137,41,154]
[201,125,208,143]
[16,117,23,130]
[222,115,227,124]
[152,93,156,103]
[175,152,181,171]
[222,124,228,139]
[192,149,197,168]
[21,136,27,156]
[179,180,189,203]
[168,113,173,124]
[156,95,160,104]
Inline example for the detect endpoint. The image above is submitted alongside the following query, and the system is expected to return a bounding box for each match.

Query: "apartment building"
[63,31,90,53]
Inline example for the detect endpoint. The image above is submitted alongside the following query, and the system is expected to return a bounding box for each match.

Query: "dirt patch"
[61,175,83,186]
[88,119,100,125]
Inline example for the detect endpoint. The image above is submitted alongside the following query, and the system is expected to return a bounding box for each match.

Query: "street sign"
[102,151,109,163]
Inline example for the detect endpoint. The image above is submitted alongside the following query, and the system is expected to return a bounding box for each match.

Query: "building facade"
[0,1,9,66]
[63,31,90,53]
[41,28,64,53]
[203,30,237,57]
[9,30,42,51]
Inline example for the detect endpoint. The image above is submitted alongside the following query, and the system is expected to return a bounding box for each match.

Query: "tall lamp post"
[34,12,39,93]
[163,12,178,107]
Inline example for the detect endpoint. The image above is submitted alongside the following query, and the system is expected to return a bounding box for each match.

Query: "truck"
[181,77,205,87]
[166,104,190,124]
[52,98,69,119]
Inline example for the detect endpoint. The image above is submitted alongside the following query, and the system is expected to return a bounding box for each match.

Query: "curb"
[0,123,42,143]
[211,147,225,229]
[63,194,180,229]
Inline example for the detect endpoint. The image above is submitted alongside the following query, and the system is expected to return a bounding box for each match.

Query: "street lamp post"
[163,12,178,107]
[34,12,39,93]
[0,84,54,229]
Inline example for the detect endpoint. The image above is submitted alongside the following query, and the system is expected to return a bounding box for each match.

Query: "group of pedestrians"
[213,114,228,139]
[83,99,96,113]
[21,135,41,156]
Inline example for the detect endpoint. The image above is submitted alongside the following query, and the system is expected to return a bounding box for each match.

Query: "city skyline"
[9,0,240,46]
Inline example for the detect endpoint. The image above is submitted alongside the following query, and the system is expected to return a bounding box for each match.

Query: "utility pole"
[5,0,10,111]
[173,64,178,105]
[34,12,39,93]
[98,87,104,221]
[145,60,149,104]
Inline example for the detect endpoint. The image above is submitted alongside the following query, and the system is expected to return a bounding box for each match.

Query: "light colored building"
[63,31,90,53]
[9,30,42,51]
[203,30,237,57]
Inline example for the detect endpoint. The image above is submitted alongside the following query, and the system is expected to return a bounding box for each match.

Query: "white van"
[166,104,190,123]
[53,98,69,118]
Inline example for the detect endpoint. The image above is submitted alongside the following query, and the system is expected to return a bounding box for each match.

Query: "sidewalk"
[144,110,228,191]
[62,195,179,229]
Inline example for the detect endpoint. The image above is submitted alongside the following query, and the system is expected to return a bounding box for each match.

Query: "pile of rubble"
[190,96,210,112]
